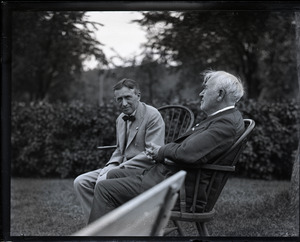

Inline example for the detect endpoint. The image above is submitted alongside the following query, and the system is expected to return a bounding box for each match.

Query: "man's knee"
[107,168,123,179]
[94,179,110,200]
[74,175,81,190]
[74,174,87,191]
[107,168,142,179]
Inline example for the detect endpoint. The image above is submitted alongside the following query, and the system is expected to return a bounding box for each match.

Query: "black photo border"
[2,1,300,241]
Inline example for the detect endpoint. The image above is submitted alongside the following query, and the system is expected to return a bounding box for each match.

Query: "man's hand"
[99,163,118,176]
[145,142,161,160]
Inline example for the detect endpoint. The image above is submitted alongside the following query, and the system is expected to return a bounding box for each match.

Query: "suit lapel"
[118,114,127,154]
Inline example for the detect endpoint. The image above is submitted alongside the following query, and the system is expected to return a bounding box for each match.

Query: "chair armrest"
[163,159,235,172]
[97,145,117,150]
[199,164,235,172]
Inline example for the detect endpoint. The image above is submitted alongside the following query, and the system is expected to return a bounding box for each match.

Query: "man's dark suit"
[88,108,244,223]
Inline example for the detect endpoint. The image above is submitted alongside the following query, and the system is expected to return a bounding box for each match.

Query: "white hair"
[203,70,244,103]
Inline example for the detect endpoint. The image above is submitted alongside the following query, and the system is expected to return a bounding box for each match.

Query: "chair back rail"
[199,119,255,212]
[158,105,195,144]
[189,119,255,213]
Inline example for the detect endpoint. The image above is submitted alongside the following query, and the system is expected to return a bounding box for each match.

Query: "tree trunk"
[98,72,104,106]
[290,12,300,210]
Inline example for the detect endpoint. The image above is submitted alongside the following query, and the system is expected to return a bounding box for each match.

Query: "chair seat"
[170,209,216,222]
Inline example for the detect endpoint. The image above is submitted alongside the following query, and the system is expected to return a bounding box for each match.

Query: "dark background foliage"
[136,11,298,101]
[11,99,298,180]
[11,11,107,102]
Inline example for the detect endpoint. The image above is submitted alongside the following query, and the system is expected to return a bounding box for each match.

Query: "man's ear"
[217,89,226,101]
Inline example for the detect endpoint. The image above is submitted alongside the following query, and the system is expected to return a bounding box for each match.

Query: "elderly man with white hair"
[88,70,245,224]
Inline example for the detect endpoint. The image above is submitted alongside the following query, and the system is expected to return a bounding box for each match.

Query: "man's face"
[199,79,220,115]
[114,86,140,115]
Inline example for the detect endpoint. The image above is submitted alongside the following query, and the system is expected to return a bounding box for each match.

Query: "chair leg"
[173,220,186,236]
[163,227,178,236]
[196,222,209,236]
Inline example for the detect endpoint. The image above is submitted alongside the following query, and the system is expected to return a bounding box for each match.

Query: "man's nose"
[122,99,128,106]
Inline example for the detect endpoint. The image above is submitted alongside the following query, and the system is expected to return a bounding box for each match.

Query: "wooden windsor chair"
[166,119,255,236]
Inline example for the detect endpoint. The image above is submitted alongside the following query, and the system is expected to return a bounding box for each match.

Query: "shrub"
[236,99,298,180]
[11,101,119,178]
[11,99,298,180]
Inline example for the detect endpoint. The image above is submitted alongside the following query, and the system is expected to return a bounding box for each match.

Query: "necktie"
[123,121,128,154]
[122,115,135,154]
[122,115,135,122]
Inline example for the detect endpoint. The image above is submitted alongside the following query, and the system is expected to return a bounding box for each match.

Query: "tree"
[12,11,107,102]
[137,54,162,104]
[290,11,300,212]
[136,11,297,101]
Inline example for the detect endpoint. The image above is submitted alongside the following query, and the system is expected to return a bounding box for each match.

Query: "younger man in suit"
[74,78,165,222]
[88,70,245,224]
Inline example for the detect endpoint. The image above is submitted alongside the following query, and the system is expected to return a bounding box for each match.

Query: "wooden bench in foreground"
[72,170,186,236]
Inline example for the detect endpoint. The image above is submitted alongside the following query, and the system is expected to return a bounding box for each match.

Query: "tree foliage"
[290,11,300,211]
[136,11,297,101]
[12,11,108,102]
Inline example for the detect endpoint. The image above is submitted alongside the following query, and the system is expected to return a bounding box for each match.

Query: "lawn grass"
[9,177,299,238]
[208,178,298,237]
[10,179,85,236]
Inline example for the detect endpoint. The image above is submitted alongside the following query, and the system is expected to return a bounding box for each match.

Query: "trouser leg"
[88,174,143,224]
[107,167,144,179]
[88,164,169,224]
[73,168,101,223]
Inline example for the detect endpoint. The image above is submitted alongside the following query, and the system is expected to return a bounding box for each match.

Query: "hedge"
[11,99,298,180]
[11,101,118,178]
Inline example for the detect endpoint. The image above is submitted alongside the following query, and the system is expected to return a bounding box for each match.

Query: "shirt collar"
[131,110,137,116]
[208,106,235,117]
[123,109,137,116]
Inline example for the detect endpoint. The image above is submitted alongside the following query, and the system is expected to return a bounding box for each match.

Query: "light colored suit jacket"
[106,102,165,169]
